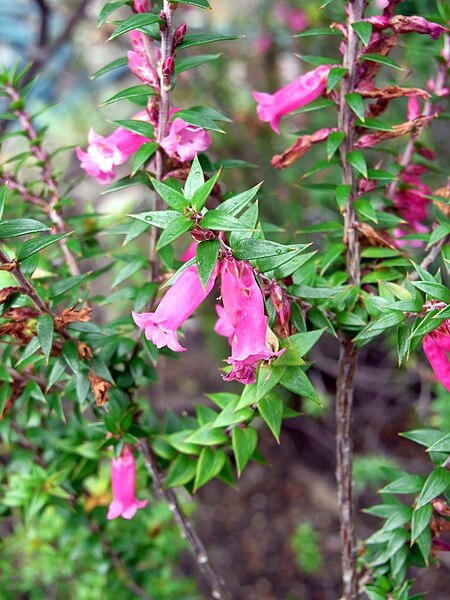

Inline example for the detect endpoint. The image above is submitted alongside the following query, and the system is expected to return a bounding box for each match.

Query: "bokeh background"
[1,0,449,598]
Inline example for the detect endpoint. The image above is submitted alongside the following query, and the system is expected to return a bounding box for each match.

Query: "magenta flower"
[181,241,197,262]
[423,323,450,391]
[133,263,218,352]
[127,51,159,89]
[252,65,332,134]
[76,115,151,184]
[160,117,212,162]
[107,445,148,520]
[216,259,282,384]
[407,96,421,121]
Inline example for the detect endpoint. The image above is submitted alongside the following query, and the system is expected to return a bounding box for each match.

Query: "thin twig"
[335,1,366,598]
[4,84,80,276]
[136,440,231,600]
[0,247,52,315]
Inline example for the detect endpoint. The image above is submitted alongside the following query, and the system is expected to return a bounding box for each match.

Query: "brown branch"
[136,440,231,600]
[335,2,366,598]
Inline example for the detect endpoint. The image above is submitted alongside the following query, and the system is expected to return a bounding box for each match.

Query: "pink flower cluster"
[107,445,148,520]
[423,322,450,392]
[133,256,282,384]
[392,164,431,247]
[253,65,332,134]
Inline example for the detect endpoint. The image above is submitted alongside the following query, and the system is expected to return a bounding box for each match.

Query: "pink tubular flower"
[107,445,148,520]
[129,30,147,55]
[181,241,197,262]
[423,322,450,391]
[132,263,218,352]
[160,117,212,162]
[76,114,151,184]
[407,96,421,121]
[216,259,282,384]
[392,164,431,246]
[127,51,159,89]
[252,65,332,134]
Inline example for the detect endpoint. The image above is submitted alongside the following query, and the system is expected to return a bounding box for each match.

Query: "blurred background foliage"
[0,0,449,599]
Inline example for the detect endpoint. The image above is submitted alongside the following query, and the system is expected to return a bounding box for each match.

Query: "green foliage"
[291,522,324,575]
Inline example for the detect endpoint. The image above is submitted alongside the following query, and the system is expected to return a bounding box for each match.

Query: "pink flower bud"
[133,263,218,352]
[107,445,148,520]
[253,65,332,134]
[174,22,187,46]
[423,324,450,391]
[162,56,175,77]
[390,16,448,40]
[160,117,212,162]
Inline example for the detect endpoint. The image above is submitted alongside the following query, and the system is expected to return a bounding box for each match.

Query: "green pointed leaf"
[109,13,161,40]
[175,54,221,74]
[165,454,197,488]
[184,155,205,200]
[282,330,326,357]
[0,218,49,239]
[201,211,252,232]
[155,215,193,250]
[335,184,352,211]
[428,433,450,453]
[347,150,368,178]
[173,0,211,7]
[112,258,147,287]
[280,367,320,403]
[412,281,450,304]
[46,359,67,390]
[150,178,189,211]
[129,209,179,229]
[177,33,239,51]
[416,468,450,509]
[194,448,226,491]
[131,142,159,175]
[97,0,128,27]
[102,85,157,107]
[233,239,299,260]
[37,314,54,364]
[256,366,286,402]
[352,21,373,47]
[172,107,225,133]
[327,131,345,160]
[346,93,365,122]
[411,503,432,543]
[379,474,425,494]
[191,169,221,211]
[196,239,219,289]
[185,426,228,446]
[232,427,258,476]
[216,183,262,216]
[16,233,70,261]
[113,119,155,139]
[258,395,283,442]
[401,429,445,448]
[361,53,403,70]
[294,27,341,38]
[327,67,348,93]
[91,56,128,80]
[0,186,7,221]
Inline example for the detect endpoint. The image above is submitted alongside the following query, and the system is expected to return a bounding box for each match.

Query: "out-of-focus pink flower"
[392,164,431,248]
[133,263,218,352]
[216,259,283,384]
[390,16,448,40]
[253,65,332,134]
[76,116,151,184]
[393,222,428,247]
[160,117,212,162]
[375,0,390,8]
[254,33,272,54]
[423,322,450,391]
[407,96,421,120]
[181,242,197,262]
[427,78,450,98]
[127,51,159,89]
[107,445,148,520]
[275,4,308,33]
[134,0,150,12]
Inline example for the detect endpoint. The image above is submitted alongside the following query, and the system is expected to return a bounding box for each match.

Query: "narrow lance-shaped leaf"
[196,239,219,289]
[232,427,258,477]
[150,178,189,212]
[37,314,54,364]
[184,155,205,200]
[194,448,226,491]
